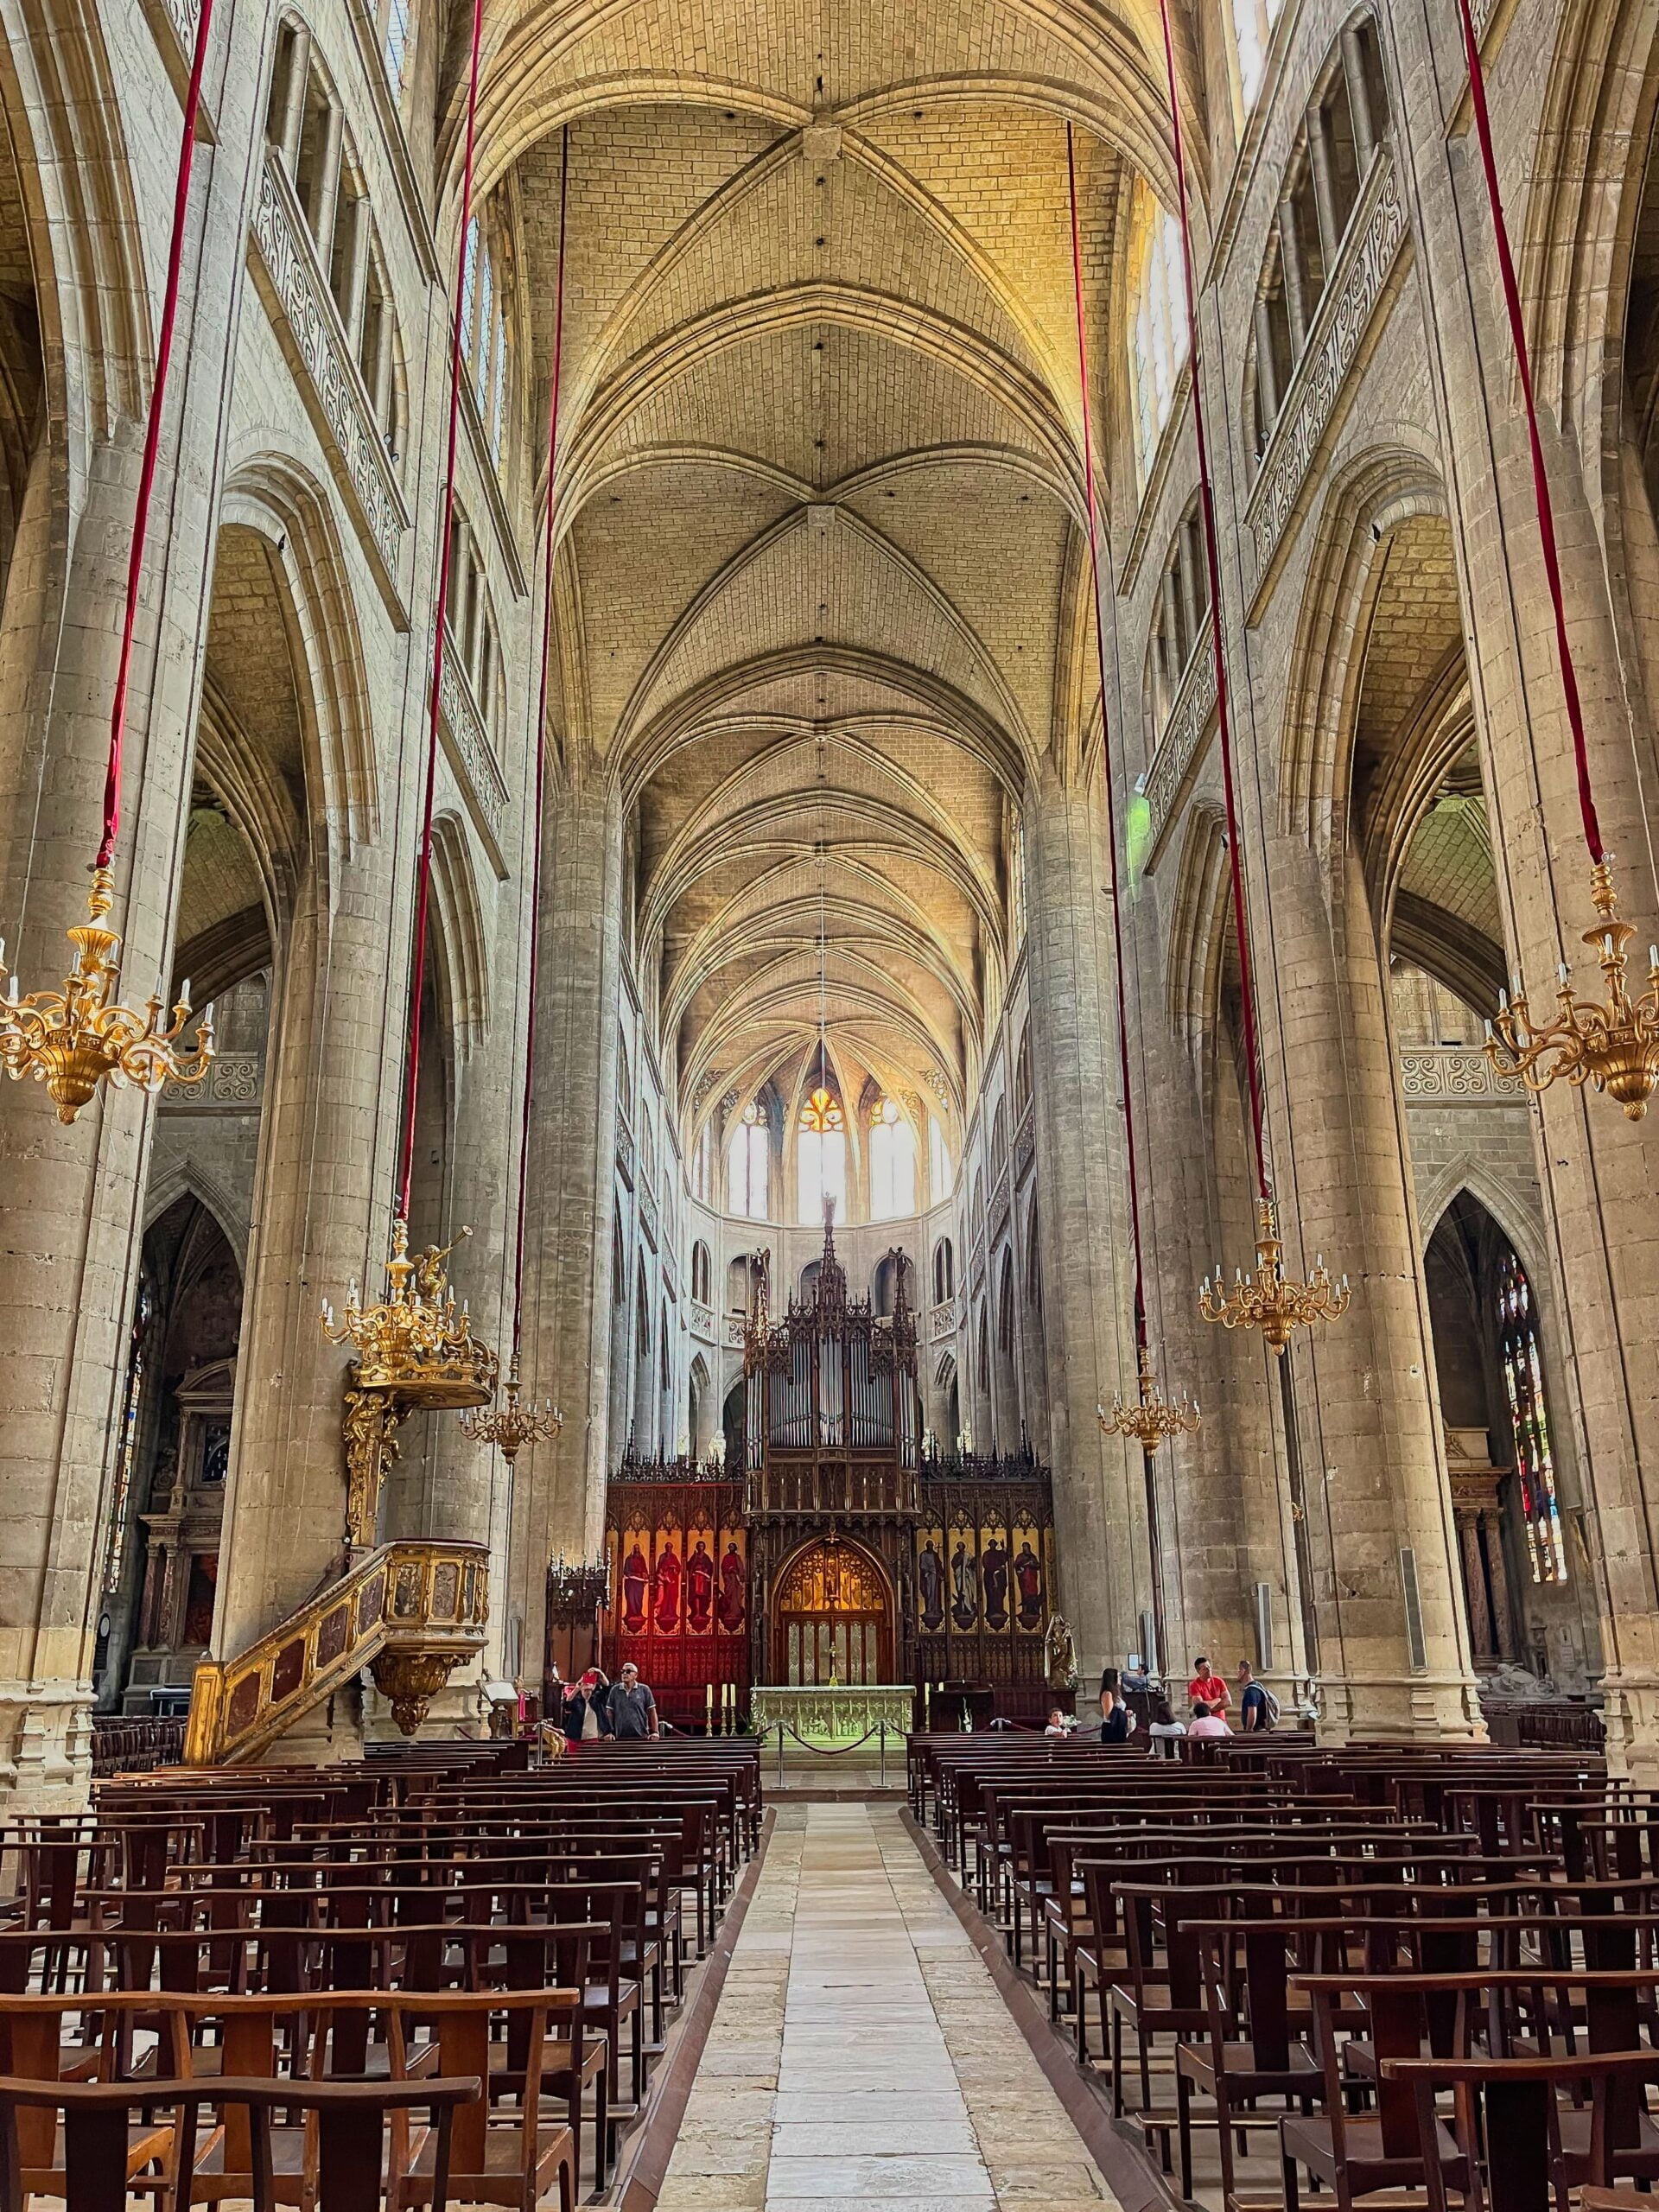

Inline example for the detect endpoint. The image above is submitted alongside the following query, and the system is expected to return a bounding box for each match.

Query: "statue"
[1044,1611,1079,1693]
[341,1386,410,1551]
[410,1226,471,1305]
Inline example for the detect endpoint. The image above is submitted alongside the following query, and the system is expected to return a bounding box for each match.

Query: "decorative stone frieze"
[1399,1046,1523,1102]
[436,638,510,868]
[615,1125,635,1188]
[161,1052,263,1110]
[1014,1109,1035,1183]
[640,1185,660,1250]
[249,152,409,613]
[691,1300,715,1339]
[1243,147,1408,603]
[1142,637,1216,861]
[989,1177,1012,1247]
[929,1296,957,1341]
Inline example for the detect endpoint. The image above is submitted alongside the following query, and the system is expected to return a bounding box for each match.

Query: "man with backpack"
[1236,1660,1279,1731]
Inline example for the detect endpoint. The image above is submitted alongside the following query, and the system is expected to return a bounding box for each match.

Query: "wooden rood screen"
[605,1470,749,1726]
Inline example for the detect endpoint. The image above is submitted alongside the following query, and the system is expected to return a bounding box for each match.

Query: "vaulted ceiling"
[470,0,1189,1150]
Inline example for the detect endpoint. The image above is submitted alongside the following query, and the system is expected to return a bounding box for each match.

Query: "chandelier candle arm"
[1481,859,1659,1119]
[1198,1196,1351,1355]
[1099,1346,1201,1453]
[459,1353,562,1466]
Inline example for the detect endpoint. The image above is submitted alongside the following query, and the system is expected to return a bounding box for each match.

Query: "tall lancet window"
[728,1100,769,1220]
[1497,1252,1567,1585]
[797,1084,846,1224]
[868,1096,916,1219]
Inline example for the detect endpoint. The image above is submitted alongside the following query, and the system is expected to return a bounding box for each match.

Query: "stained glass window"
[1497,1252,1566,1584]
[104,1281,155,1599]
[798,1085,846,1223]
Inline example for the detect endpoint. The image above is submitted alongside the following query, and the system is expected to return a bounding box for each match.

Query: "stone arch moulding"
[217,458,381,859]
[1418,1159,1551,1296]
[0,0,149,466]
[143,1159,251,1278]
[428,811,492,1056]
[1164,801,1230,1064]
[1277,446,1451,849]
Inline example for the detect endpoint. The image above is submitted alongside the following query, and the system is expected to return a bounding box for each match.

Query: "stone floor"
[655,1802,1120,2210]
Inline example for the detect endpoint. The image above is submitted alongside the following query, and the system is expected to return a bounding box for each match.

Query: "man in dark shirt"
[1236,1660,1272,1732]
[607,1662,659,1740]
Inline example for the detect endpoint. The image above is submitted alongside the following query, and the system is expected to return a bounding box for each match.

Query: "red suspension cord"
[1065,123,1148,1348]
[1452,0,1603,865]
[1153,0,1273,1202]
[510,124,570,1365]
[396,0,488,1223]
[99,0,217,870]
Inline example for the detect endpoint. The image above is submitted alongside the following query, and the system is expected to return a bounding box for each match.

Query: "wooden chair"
[1383,2048,1659,2212]
[0,2073,479,2212]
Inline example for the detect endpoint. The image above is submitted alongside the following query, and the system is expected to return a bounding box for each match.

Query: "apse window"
[798,1085,847,1224]
[728,1101,769,1221]
[868,1097,917,1220]
[1497,1252,1567,1584]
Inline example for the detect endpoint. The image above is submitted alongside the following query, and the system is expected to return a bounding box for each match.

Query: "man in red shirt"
[1186,1656,1230,1716]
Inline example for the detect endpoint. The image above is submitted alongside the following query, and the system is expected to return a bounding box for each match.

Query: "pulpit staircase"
[182,1540,489,1765]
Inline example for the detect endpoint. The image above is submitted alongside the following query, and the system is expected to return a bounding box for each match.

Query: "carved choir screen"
[913,1452,1057,1719]
[772,1535,892,1685]
[603,1462,749,1727]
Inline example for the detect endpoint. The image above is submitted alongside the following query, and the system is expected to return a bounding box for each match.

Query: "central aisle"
[655,1802,1118,2210]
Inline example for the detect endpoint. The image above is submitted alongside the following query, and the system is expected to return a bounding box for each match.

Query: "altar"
[749,1682,913,1745]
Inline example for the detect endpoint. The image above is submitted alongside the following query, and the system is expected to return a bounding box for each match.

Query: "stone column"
[1023,764,1141,1676]
[213,837,406,1661]
[513,773,624,1690]
[0,0,270,1802]
[1383,1,1659,1770]
[1252,836,1482,1738]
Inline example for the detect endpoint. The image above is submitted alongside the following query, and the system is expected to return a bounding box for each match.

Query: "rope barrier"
[760,1719,896,1785]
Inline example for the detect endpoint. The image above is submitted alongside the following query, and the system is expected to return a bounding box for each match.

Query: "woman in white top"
[1145,1692,1186,1757]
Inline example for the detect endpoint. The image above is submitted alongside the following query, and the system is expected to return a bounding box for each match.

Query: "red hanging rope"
[510,124,570,1363]
[99,0,217,871]
[1153,0,1273,1202]
[396,0,488,1223]
[1452,0,1603,865]
[1065,123,1148,1347]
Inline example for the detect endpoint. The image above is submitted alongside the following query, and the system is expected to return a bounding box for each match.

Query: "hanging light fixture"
[1148,0,1350,1347]
[0,0,218,1122]
[1101,1344,1201,1453]
[1198,1196,1350,1356]
[461,125,575,1469]
[1450,0,1659,1120]
[322,0,494,1406]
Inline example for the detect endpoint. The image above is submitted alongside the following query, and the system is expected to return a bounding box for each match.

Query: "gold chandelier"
[1100,1345,1200,1453]
[0,868,214,1123]
[1199,1194,1350,1355]
[1483,859,1659,1122]
[460,1351,560,1465]
[321,1217,498,1408]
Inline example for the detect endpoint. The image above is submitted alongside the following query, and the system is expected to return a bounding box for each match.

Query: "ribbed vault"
[472,1,1182,1154]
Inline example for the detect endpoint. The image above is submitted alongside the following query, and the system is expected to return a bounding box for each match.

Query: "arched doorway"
[772,1536,892,1686]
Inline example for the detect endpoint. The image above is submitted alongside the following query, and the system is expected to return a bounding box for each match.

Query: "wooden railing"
[183,1541,489,1766]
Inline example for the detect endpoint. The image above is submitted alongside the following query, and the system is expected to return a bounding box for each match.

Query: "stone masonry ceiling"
[470,2,1181,1141]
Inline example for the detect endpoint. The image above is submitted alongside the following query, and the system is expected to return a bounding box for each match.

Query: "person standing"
[1186,1656,1230,1718]
[1236,1661,1274,1732]
[607,1661,660,1740]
